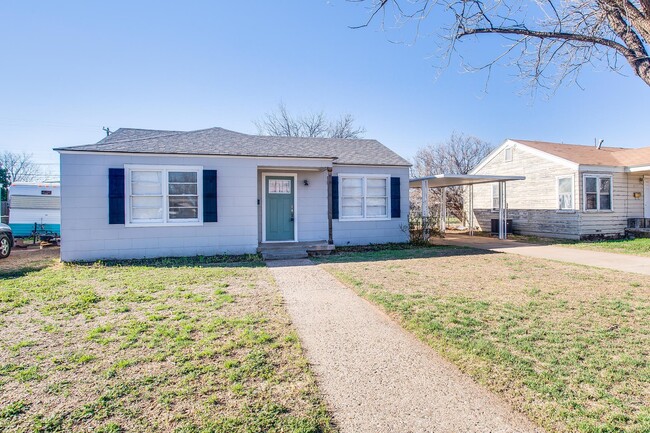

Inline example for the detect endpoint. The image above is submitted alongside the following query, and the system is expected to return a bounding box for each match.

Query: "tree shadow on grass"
[1,260,58,279]
[311,243,497,265]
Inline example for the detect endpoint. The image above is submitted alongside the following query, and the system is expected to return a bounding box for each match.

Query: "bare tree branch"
[350,0,650,89]
[411,132,494,221]
[255,103,366,139]
[0,151,43,184]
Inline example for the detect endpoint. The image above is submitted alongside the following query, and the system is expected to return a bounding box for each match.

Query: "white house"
[469,139,650,240]
[55,127,410,261]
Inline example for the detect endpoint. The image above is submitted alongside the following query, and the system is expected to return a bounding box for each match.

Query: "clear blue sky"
[1,0,648,178]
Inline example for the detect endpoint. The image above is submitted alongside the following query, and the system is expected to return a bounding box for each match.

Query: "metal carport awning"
[409,174,525,240]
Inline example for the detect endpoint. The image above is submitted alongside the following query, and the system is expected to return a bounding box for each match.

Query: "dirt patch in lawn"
[0,246,59,276]
[0,258,334,432]
[320,247,650,433]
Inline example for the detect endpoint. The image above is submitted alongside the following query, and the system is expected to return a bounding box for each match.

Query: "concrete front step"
[262,249,309,260]
[258,241,334,260]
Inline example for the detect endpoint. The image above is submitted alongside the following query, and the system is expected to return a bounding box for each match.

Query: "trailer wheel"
[0,234,11,259]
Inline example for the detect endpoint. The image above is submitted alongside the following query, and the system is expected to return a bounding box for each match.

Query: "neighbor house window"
[557,176,574,210]
[491,183,499,211]
[339,175,389,219]
[584,175,612,211]
[504,147,513,162]
[127,165,202,225]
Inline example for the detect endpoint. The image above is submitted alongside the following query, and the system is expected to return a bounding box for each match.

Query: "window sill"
[339,217,391,222]
[582,210,614,213]
[125,222,204,228]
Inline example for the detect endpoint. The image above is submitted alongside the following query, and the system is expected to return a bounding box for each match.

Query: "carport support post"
[440,187,447,234]
[469,184,474,236]
[504,182,508,240]
[421,179,429,238]
[498,181,506,240]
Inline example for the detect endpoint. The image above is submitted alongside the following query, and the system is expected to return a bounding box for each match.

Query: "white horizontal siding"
[60,153,332,261]
[471,144,580,237]
[577,172,643,237]
[333,166,409,245]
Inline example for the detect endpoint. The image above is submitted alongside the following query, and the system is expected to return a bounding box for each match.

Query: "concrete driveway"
[433,234,650,275]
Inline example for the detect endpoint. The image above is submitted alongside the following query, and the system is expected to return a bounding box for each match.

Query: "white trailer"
[8,182,61,237]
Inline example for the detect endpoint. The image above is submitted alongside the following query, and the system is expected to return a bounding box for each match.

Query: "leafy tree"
[352,0,650,89]
[412,132,494,222]
[255,103,366,139]
[0,166,8,201]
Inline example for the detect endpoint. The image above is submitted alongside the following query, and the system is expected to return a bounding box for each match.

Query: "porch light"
[303,179,309,186]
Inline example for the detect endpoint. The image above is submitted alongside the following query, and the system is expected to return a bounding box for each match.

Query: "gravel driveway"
[268,259,544,433]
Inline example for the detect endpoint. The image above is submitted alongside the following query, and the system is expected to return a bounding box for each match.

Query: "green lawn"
[318,246,650,433]
[0,254,334,433]
[558,238,650,257]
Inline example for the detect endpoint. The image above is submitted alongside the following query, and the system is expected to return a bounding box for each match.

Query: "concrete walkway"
[434,235,650,275]
[268,259,543,433]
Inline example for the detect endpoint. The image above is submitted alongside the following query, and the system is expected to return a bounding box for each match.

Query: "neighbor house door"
[265,176,295,241]
[645,176,650,218]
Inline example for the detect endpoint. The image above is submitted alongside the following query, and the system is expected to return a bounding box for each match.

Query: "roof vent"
[594,138,604,149]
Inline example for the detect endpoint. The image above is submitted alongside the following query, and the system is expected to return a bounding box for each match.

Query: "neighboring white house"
[469,139,650,240]
[55,127,410,261]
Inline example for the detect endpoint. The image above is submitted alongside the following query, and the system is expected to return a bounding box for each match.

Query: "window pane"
[168,172,197,183]
[342,197,363,207]
[132,196,163,209]
[585,177,597,193]
[599,178,611,194]
[586,193,597,210]
[367,196,387,216]
[132,171,162,195]
[341,197,363,217]
[169,207,198,219]
[131,196,163,221]
[132,171,162,183]
[558,178,573,210]
[367,197,387,207]
[169,183,198,195]
[599,194,611,210]
[559,194,572,210]
[132,207,163,220]
[558,178,572,194]
[341,178,363,197]
[269,179,291,194]
[367,179,387,197]
[169,196,198,208]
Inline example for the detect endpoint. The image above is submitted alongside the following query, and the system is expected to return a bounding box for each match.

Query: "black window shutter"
[108,168,125,224]
[331,176,339,219]
[391,177,401,218]
[203,170,218,222]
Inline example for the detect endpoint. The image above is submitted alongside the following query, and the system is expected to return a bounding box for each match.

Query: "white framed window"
[491,183,499,211]
[583,174,613,211]
[557,176,574,211]
[504,147,513,162]
[339,174,389,220]
[126,165,203,226]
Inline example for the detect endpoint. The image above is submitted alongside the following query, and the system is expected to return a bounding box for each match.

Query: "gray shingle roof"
[56,127,411,166]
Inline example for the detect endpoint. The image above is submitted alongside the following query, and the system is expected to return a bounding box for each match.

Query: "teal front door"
[265,176,295,241]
